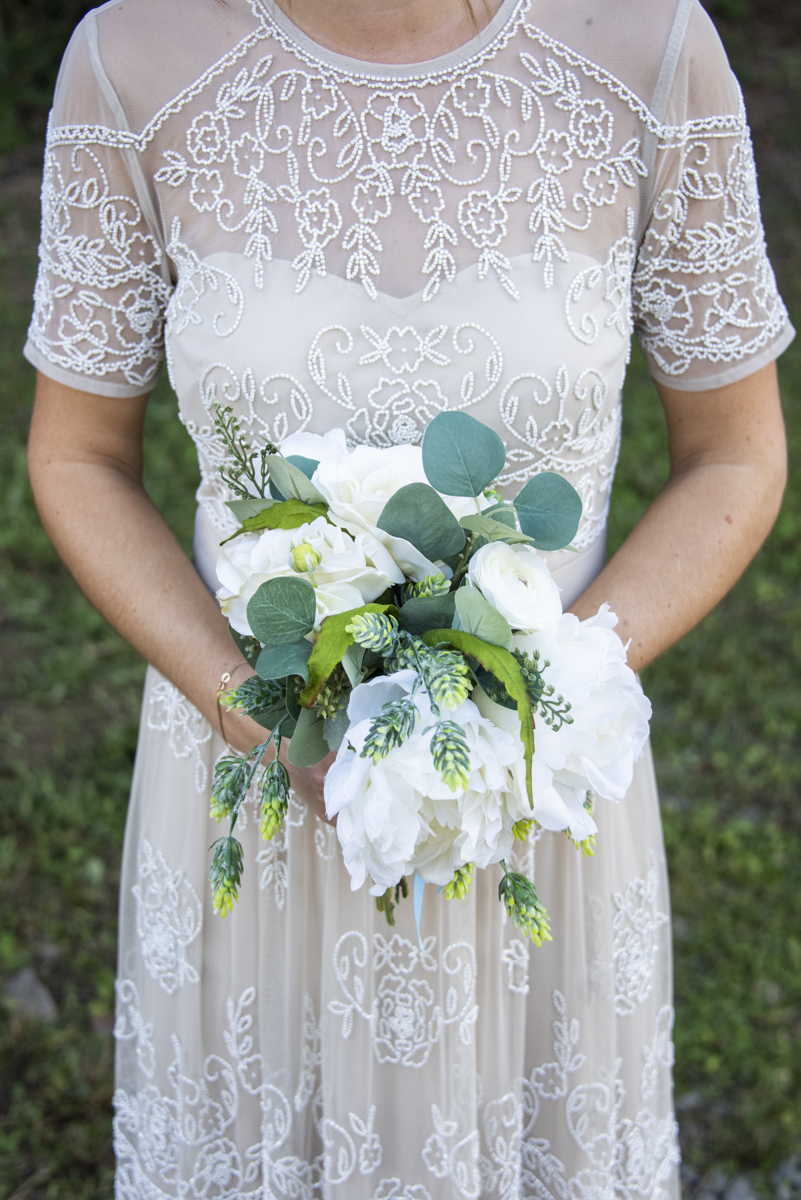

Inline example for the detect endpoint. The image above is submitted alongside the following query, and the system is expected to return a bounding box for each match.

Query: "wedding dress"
[24,0,792,1196]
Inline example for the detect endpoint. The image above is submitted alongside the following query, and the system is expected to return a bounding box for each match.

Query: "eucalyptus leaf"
[255,639,313,682]
[398,591,456,637]
[323,707,350,753]
[286,455,320,479]
[460,513,533,545]
[513,473,583,551]
[287,706,330,767]
[225,497,278,522]
[265,454,326,505]
[482,503,517,529]
[246,576,316,647]
[422,411,506,497]
[341,642,367,688]
[377,482,466,562]
[454,587,513,649]
[285,685,303,722]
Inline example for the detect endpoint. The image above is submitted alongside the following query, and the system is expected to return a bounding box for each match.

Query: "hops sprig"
[346,611,398,654]
[314,664,350,720]
[443,863,474,900]
[260,760,290,840]
[513,648,573,733]
[499,861,552,945]
[512,818,534,842]
[225,675,285,723]
[362,697,418,763]
[210,836,245,917]
[374,876,409,926]
[384,634,427,673]
[430,720,471,791]
[210,755,251,823]
[403,574,451,600]
[426,651,471,711]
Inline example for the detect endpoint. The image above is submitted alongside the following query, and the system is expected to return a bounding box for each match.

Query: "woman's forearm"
[570,366,787,672]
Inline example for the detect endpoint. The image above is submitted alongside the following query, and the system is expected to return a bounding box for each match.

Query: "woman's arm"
[27,372,333,816]
[570,361,788,671]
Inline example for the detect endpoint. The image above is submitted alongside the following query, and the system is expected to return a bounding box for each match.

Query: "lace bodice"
[25,0,792,557]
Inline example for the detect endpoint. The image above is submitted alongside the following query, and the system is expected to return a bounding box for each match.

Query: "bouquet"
[208,406,651,943]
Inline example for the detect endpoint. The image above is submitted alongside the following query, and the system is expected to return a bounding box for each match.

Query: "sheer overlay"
[25,0,792,1195]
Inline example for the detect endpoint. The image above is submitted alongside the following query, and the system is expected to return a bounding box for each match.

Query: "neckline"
[256,0,526,81]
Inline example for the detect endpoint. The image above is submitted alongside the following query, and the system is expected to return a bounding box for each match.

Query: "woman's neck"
[271,0,501,64]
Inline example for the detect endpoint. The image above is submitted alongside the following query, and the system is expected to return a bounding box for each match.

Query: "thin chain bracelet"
[216,660,251,750]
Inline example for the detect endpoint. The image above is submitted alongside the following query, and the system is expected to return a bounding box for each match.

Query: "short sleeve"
[24,15,172,398]
[632,1,794,392]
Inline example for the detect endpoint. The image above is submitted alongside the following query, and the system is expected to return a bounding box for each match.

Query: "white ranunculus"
[216,516,393,636]
[313,443,490,582]
[475,605,651,840]
[467,541,562,633]
[325,670,523,893]
[279,427,348,463]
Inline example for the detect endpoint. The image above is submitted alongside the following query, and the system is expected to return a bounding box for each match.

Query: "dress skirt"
[112,662,681,1200]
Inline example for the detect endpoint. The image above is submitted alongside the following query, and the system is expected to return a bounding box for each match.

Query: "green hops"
[314,664,349,720]
[498,861,552,946]
[427,651,471,711]
[443,863,474,900]
[568,832,597,858]
[512,818,534,842]
[225,675,285,722]
[362,697,418,763]
[209,755,250,823]
[210,836,244,917]
[404,574,451,600]
[346,611,398,653]
[384,635,426,673]
[374,876,409,926]
[260,759,290,840]
[513,648,573,732]
[430,720,471,791]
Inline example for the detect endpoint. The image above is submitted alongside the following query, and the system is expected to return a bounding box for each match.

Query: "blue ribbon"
[413,872,425,950]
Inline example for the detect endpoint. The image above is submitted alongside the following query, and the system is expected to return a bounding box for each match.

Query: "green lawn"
[1,14,801,1196]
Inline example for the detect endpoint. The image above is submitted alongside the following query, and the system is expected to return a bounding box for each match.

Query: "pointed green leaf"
[513,473,583,551]
[422,411,506,497]
[246,576,316,647]
[454,587,513,649]
[377,482,466,562]
[226,497,279,522]
[421,628,535,806]
[460,513,534,545]
[222,498,329,543]
[287,705,330,767]
[299,603,399,708]
[255,639,313,682]
[265,454,326,505]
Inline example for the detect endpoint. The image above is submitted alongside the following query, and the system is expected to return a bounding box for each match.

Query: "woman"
[25,0,790,1195]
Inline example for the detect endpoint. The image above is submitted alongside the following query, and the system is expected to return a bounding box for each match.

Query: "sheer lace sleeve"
[632,0,793,392]
[23,15,172,398]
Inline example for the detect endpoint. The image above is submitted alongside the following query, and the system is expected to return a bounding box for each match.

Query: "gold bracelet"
[216,661,250,750]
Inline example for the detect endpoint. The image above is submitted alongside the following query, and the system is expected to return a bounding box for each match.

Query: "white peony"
[474,604,651,840]
[325,670,525,893]
[313,443,490,582]
[467,541,562,632]
[216,516,394,636]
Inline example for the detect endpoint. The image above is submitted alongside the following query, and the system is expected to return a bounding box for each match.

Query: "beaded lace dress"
[25,0,792,1196]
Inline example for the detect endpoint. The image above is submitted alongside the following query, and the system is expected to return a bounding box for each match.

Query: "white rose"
[279,427,348,463]
[313,443,491,582]
[513,604,652,804]
[216,516,392,636]
[325,670,523,892]
[467,541,562,632]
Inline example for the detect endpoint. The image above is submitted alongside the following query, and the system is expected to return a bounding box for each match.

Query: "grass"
[0,12,800,1198]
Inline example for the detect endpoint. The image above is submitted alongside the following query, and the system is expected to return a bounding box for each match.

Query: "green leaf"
[286,454,320,479]
[226,497,279,522]
[513,473,583,551]
[246,576,316,647]
[398,591,456,637]
[265,454,326,505]
[255,639,313,682]
[222,498,329,543]
[377,482,466,562]
[482,503,517,529]
[421,628,535,806]
[299,603,399,707]
[454,587,513,649]
[460,513,534,545]
[287,705,331,767]
[230,627,261,668]
[422,412,506,497]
